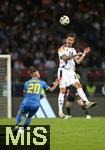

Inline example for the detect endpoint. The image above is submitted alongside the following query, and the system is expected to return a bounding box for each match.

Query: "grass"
[0,117,105,150]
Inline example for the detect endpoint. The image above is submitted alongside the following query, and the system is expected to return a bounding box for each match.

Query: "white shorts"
[58,68,79,88]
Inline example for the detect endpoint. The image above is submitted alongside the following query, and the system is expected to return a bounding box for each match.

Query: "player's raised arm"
[58,46,82,61]
[75,47,91,64]
[61,52,83,61]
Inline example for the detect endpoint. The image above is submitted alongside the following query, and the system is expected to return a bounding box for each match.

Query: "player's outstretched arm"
[75,47,91,64]
[48,79,59,92]
[61,52,82,61]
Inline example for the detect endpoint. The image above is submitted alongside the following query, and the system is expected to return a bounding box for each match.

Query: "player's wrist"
[82,53,86,57]
[68,55,76,59]
[53,85,57,90]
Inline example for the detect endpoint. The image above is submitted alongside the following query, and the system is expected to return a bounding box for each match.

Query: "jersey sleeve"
[73,48,77,55]
[73,48,79,59]
[42,81,49,91]
[58,46,65,57]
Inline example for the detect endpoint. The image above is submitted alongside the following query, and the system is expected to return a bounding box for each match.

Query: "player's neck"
[32,77,39,79]
[65,44,72,48]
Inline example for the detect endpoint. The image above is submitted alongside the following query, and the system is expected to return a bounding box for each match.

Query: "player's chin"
[68,43,72,47]
[38,75,40,78]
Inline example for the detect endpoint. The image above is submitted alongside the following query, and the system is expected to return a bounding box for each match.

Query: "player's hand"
[76,52,83,56]
[53,78,59,87]
[84,47,91,54]
[75,52,83,58]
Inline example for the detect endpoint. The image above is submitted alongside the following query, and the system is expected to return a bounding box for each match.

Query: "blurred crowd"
[0,0,105,84]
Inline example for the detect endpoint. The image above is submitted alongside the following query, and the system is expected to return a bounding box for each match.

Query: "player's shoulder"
[24,80,29,86]
[40,79,47,84]
[70,47,76,53]
[41,80,49,87]
[58,45,66,52]
[73,47,76,50]
[71,47,76,51]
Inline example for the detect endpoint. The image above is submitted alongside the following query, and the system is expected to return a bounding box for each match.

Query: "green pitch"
[0,117,105,150]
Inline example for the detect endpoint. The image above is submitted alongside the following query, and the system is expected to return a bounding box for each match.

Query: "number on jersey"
[27,83,40,94]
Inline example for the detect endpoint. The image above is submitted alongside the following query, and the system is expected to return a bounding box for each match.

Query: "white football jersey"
[58,45,77,71]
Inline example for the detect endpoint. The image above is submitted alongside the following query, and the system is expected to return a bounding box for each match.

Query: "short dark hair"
[66,33,76,39]
[29,66,37,74]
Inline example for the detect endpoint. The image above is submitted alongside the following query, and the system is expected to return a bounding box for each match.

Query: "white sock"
[77,88,89,102]
[58,93,65,112]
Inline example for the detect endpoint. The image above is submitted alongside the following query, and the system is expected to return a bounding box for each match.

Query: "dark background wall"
[12,94,105,117]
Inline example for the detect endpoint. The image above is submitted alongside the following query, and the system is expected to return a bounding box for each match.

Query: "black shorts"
[66,85,79,102]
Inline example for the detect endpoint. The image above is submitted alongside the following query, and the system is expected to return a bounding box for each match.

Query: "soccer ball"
[60,15,70,25]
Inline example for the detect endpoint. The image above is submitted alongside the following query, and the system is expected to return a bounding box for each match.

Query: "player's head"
[29,67,40,78]
[66,33,76,47]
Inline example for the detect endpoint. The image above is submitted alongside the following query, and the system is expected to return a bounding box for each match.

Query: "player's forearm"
[48,86,57,92]
[62,54,77,61]
[76,53,86,64]
[48,80,58,92]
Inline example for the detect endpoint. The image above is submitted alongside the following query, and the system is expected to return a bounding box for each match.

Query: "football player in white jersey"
[57,33,96,118]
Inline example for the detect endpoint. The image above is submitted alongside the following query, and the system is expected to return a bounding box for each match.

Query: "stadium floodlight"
[0,55,12,118]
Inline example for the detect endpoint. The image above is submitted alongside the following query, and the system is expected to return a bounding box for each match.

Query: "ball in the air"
[60,15,70,25]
